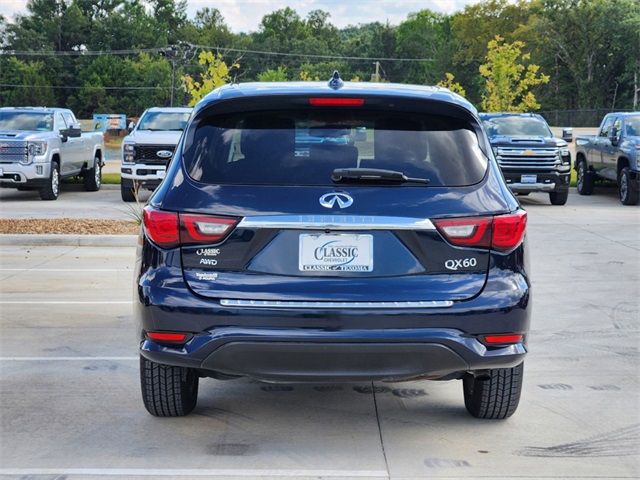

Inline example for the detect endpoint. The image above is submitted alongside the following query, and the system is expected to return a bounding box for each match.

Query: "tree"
[479,35,549,112]
[437,73,467,97]
[396,10,453,85]
[528,0,637,110]
[257,66,288,81]
[182,51,238,106]
[0,57,56,106]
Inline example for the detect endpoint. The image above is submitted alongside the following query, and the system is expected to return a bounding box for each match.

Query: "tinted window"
[183,110,487,187]
[482,116,552,137]
[625,116,640,136]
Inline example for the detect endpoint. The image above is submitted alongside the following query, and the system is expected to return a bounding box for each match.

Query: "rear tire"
[619,167,639,205]
[39,162,59,200]
[83,156,102,192]
[576,160,594,195]
[140,355,199,417]
[463,362,524,419]
[549,190,568,205]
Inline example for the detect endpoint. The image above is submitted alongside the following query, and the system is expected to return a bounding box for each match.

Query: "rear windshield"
[183,109,487,186]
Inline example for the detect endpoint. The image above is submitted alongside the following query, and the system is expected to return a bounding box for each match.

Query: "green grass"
[103,173,121,184]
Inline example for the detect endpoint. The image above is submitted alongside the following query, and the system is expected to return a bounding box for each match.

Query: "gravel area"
[0,218,140,235]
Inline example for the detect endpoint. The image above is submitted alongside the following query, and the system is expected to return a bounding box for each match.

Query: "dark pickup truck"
[480,113,573,205]
[575,112,640,205]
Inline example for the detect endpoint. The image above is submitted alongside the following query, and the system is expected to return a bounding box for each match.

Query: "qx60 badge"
[319,192,353,209]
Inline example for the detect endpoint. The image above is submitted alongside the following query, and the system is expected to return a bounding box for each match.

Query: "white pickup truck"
[120,106,192,201]
[0,107,105,200]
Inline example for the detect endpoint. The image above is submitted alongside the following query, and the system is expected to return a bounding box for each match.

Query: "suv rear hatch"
[154,93,518,303]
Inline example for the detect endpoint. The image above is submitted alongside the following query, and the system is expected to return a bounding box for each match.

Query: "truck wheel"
[463,362,523,419]
[619,167,640,205]
[83,156,102,192]
[576,160,594,195]
[39,162,59,200]
[121,182,137,202]
[549,190,568,205]
[140,355,199,417]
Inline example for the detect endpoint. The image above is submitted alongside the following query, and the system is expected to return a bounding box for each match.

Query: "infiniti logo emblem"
[319,192,353,209]
[156,150,173,159]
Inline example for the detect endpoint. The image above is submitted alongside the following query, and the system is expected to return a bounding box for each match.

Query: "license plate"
[157,169,166,179]
[299,234,373,272]
[521,174,537,184]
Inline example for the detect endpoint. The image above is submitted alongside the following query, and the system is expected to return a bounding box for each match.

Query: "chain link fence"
[538,109,636,128]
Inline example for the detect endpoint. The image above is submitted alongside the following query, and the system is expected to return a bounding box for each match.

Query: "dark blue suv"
[135,74,531,419]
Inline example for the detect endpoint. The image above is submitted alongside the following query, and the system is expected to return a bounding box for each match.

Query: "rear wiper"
[332,168,430,184]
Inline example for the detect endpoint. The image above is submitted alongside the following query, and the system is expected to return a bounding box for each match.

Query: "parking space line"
[0,468,389,477]
[0,301,133,304]
[0,268,133,272]
[0,357,138,361]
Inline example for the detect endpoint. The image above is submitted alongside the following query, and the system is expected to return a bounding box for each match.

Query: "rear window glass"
[183,109,487,186]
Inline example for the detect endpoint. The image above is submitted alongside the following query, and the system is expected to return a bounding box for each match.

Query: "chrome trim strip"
[220,299,453,309]
[237,215,436,231]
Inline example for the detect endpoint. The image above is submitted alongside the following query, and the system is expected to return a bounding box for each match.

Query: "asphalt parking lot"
[0,189,638,479]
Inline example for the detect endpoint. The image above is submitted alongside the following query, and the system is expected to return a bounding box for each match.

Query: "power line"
[0,84,170,90]
[1,45,434,62]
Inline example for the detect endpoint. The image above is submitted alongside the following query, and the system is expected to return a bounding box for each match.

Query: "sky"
[1,0,482,33]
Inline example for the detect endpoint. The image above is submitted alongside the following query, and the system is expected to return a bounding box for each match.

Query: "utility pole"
[372,61,381,83]
[161,43,196,107]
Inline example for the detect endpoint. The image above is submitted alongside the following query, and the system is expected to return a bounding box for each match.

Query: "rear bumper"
[141,329,527,383]
[502,170,570,193]
[136,246,531,382]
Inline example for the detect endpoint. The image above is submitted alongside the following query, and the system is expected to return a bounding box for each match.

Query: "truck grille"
[0,141,28,164]
[135,145,176,165]
[496,147,560,170]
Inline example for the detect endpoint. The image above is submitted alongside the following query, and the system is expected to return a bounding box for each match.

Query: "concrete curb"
[0,234,138,247]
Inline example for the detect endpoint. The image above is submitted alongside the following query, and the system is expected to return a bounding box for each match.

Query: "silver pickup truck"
[0,107,105,200]
[575,112,640,205]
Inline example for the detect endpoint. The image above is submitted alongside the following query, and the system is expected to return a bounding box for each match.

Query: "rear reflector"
[484,334,523,344]
[143,206,239,249]
[146,332,187,342]
[309,98,365,106]
[433,210,526,252]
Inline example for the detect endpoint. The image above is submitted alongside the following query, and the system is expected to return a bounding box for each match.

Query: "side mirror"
[128,121,136,133]
[66,122,82,138]
[60,132,68,143]
[562,127,573,143]
[610,126,619,146]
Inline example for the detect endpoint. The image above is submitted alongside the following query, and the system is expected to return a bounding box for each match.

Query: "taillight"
[143,206,239,248]
[180,214,238,245]
[432,217,492,248]
[492,210,527,251]
[143,206,179,248]
[433,210,526,252]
